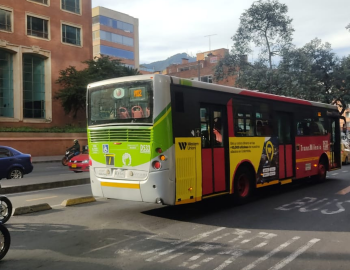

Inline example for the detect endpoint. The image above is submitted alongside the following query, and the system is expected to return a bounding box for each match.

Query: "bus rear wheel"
[233,166,254,204]
[317,160,327,182]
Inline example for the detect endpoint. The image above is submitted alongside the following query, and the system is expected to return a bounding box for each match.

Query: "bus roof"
[87,74,338,111]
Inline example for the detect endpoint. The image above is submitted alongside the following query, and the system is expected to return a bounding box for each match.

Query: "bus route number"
[134,89,143,97]
[140,145,150,154]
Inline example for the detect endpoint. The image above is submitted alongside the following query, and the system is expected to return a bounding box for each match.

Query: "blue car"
[0,146,33,179]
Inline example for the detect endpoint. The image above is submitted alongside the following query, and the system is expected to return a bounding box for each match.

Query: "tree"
[56,56,140,117]
[232,0,294,69]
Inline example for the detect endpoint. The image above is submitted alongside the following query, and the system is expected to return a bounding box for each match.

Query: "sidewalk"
[0,155,90,194]
[32,155,63,163]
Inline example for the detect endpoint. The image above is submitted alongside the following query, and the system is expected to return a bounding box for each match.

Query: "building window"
[0,50,13,118]
[0,8,12,32]
[200,75,213,83]
[27,15,49,39]
[29,0,49,5]
[62,24,81,46]
[62,0,80,14]
[23,54,45,119]
[100,45,134,60]
[96,30,134,47]
[92,15,134,33]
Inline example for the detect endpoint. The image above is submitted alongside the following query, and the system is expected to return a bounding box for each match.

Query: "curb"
[61,196,96,206]
[13,203,52,216]
[0,178,90,195]
[32,160,62,164]
[12,196,97,216]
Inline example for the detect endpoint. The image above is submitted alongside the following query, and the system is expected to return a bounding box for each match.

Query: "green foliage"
[233,0,294,69]
[214,0,350,115]
[55,56,141,117]
[0,125,86,133]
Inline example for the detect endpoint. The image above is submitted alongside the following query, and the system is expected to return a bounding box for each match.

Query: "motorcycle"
[61,149,80,166]
[0,196,12,260]
[0,196,12,224]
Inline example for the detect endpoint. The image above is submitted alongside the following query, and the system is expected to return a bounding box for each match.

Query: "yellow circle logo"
[265,141,274,162]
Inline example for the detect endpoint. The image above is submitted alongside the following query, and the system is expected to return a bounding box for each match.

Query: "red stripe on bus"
[202,149,213,195]
[239,90,312,106]
[227,99,234,137]
[214,148,226,193]
[279,146,285,179]
[286,144,293,177]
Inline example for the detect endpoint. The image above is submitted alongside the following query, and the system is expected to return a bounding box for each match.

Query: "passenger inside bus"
[131,106,144,118]
[118,107,130,119]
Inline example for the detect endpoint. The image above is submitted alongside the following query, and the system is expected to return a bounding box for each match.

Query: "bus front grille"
[89,129,153,143]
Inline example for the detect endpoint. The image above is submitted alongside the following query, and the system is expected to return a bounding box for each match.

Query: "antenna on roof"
[204,34,217,51]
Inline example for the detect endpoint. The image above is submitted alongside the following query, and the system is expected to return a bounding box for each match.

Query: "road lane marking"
[336,186,350,195]
[268,238,320,270]
[145,227,226,262]
[241,237,300,270]
[189,257,214,269]
[26,196,57,202]
[342,171,348,173]
[331,173,338,175]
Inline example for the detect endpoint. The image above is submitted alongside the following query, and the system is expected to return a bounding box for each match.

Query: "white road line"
[213,233,231,241]
[158,252,184,263]
[229,229,251,243]
[241,232,268,243]
[241,237,300,270]
[342,171,348,173]
[331,173,339,176]
[145,227,226,262]
[190,257,214,269]
[268,238,320,270]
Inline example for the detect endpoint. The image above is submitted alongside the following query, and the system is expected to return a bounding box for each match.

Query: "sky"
[91,0,350,64]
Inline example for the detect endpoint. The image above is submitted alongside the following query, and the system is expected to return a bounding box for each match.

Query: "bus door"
[200,105,228,195]
[330,117,341,168]
[277,112,294,179]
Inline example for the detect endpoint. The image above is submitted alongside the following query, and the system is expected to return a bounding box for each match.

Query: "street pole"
[204,34,217,51]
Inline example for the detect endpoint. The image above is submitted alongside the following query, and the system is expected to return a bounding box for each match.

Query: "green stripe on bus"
[180,79,192,86]
[154,103,171,123]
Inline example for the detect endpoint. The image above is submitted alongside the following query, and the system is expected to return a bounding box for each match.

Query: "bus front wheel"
[233,166,254,204]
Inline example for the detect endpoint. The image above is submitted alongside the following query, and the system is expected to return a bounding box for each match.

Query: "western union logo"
[178,142,187,150]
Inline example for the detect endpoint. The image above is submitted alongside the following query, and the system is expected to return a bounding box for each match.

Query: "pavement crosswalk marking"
[268,238,320,270]
[240,237,300,270]
[336,185,350,195]
[145,227,226,262]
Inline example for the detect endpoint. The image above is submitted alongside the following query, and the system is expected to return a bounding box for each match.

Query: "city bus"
[86,74,341,205]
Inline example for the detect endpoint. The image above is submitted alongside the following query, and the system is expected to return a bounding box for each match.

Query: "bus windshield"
[88,80,153,126]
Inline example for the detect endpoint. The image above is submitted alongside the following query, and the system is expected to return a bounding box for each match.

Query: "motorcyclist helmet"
[74,139,79,144]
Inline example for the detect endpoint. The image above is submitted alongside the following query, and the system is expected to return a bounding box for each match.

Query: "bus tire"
[316,159,327,183]
[233,166,254,204]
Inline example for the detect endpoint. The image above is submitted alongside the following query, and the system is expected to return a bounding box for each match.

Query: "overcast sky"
[91,0,350,64]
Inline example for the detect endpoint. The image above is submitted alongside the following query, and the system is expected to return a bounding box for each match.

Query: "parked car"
[67,154,90,173]
[0,146,33,179]
[341,142,350,165]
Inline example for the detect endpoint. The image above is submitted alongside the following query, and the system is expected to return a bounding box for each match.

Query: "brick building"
[92,6,139,69]
[164,48,235,86]
[0,0,93,128]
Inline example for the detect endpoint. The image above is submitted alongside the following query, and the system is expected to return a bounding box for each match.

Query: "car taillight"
[152,161,161,170]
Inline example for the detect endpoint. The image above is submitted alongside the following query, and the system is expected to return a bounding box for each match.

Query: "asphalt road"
[29,161,85,178]
[1,168,350,270]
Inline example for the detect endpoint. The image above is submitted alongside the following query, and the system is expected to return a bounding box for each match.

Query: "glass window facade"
[92,15,134,33]
[23,54,45,119]
[0,50,13,118]
[27,16,48,39]
[62,0,80,14]
[62,24,81,46]
[0,9,11,32]
[95,30,133,47]
[100,45,134,60]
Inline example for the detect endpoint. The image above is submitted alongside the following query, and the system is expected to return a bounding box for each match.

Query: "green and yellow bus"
[87,74,340,205]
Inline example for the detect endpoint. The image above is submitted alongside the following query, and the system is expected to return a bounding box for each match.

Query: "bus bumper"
[140,170,175,205]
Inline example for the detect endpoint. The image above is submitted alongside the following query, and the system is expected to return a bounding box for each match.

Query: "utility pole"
[204,34,217,51]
